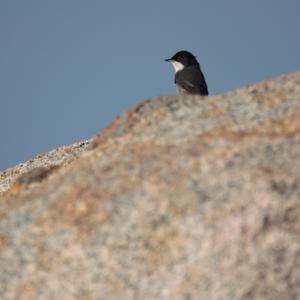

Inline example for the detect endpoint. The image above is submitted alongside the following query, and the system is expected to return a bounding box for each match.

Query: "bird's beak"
[165,58,172,62]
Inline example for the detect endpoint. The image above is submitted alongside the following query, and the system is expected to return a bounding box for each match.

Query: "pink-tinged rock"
[1,72,300,299]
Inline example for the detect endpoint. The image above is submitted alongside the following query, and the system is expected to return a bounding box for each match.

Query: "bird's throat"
[170,61,184,73]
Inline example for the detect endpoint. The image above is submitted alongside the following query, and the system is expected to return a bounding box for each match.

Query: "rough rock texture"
[0,140,90,194]
[1,72,300,300]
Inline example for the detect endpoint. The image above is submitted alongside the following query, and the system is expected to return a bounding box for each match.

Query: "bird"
[165,50,208,95]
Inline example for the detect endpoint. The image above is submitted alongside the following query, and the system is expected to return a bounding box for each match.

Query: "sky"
[1,0,300,170]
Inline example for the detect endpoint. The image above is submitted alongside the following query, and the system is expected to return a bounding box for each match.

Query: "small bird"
[165,50,208,95]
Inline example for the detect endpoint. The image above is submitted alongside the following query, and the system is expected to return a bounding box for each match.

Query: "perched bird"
[165,50,208,95]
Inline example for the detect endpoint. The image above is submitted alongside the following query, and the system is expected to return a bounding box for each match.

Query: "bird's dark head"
[165,50,199,72]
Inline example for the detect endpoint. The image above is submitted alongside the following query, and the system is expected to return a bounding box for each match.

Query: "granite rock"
[0,140,90,194]
[1,72,300,299]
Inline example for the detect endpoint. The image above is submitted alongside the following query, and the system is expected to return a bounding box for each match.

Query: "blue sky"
[1,0,300,170]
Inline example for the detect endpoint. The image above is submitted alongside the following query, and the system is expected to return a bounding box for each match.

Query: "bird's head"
[165,50,199,72]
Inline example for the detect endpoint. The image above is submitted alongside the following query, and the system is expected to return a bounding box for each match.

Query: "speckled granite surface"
[0,140,90,194]
[1,72,300,299]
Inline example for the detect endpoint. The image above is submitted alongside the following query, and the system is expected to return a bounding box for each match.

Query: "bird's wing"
[175,67,208,95]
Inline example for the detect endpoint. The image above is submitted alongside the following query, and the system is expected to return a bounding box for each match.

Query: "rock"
[0,140,91,194]
[1,72,300,299]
